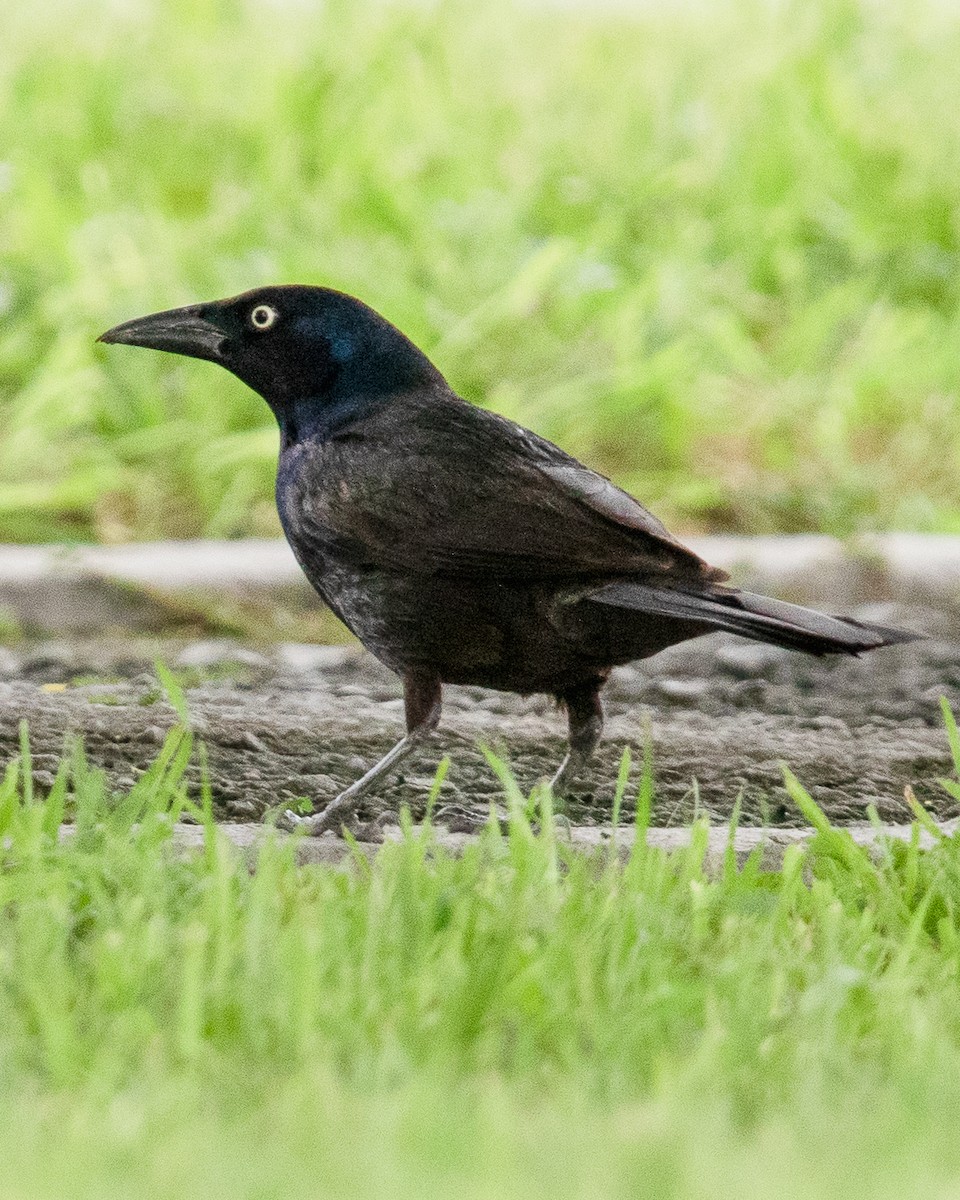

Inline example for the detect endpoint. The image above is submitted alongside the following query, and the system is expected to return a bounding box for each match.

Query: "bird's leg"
[550,680,604,797]
[282,670,442,836]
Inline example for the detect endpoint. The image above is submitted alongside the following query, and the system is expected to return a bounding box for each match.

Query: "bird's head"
[99,285,444,441]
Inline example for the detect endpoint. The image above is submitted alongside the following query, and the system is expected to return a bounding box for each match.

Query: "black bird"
[100,286,917,833]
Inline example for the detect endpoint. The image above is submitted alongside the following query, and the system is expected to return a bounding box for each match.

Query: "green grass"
[3,0,960,542]
[0,719,959,1197]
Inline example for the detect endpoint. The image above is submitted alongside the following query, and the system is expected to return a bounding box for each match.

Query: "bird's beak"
[98,304,227,363]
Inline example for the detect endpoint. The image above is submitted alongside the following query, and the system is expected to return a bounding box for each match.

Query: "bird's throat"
[277,390,392,447]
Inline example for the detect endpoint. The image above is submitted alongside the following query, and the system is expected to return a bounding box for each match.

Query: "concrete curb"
[1,534,958,633]
[155,818,958,871]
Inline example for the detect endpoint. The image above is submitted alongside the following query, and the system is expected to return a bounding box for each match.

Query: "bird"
[99,285,918,834]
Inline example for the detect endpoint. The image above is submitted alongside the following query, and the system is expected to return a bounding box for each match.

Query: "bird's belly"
[292,549,607,692]
[307,560,512,676]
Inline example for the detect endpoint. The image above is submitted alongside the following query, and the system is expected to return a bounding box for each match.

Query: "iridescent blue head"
[99,285,444,444]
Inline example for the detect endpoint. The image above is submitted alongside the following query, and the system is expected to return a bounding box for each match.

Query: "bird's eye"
[250,304,278,331]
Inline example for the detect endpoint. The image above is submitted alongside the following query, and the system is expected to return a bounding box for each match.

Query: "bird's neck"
[276,348,445,447]
[278,391,387,447]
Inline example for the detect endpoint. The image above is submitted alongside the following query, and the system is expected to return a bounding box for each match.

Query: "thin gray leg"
[549,680,604,796]
[281,670,442,836]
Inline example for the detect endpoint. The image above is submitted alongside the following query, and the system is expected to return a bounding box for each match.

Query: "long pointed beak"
[98,304,227,363]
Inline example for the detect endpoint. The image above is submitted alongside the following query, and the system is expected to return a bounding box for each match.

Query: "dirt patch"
[1,601,957,829]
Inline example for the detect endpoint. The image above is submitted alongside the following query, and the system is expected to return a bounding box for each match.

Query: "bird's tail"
[589,582,919,657]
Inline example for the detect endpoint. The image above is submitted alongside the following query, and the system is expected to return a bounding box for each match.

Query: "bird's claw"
[278,802,386,841]
[278,805,337,836]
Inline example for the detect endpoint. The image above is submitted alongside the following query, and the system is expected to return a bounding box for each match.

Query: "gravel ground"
[1,599,957,830]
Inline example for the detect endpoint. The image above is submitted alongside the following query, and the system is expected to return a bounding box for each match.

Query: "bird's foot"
[278,762,402,838]
[277,795,371,839]
[280,719,440,839]
[278,806,334,837]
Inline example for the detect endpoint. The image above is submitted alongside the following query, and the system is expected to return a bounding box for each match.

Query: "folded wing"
[293,390,726,585]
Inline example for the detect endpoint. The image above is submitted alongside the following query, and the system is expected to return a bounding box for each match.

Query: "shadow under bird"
[100,286,917,834]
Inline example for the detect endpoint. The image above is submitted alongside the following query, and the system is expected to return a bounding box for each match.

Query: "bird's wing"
[290,391,725,584]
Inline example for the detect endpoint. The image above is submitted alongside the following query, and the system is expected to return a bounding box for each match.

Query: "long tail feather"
[590,582,919,657]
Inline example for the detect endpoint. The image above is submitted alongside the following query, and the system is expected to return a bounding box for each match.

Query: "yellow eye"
[250,304,278,331]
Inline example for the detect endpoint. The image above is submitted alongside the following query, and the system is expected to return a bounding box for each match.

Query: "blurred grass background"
[2,0,960,544]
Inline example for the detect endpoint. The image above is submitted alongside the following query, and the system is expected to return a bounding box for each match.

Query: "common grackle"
[100,287,917,834]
